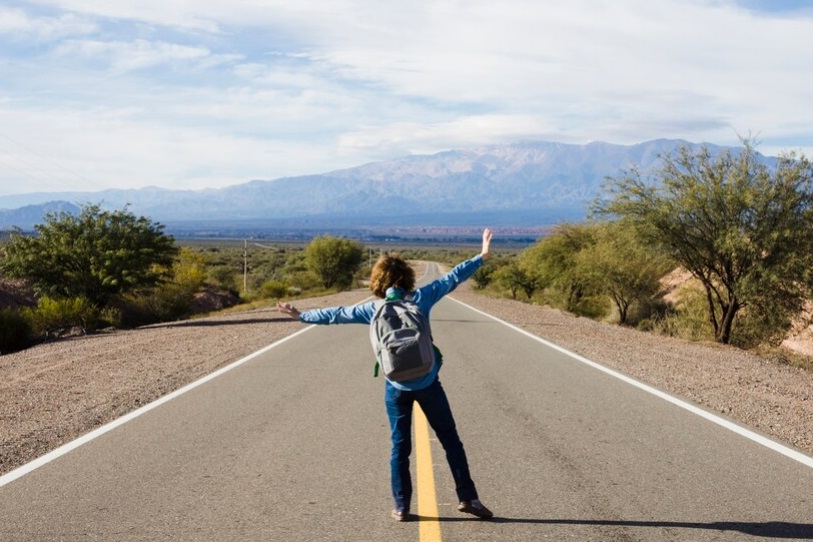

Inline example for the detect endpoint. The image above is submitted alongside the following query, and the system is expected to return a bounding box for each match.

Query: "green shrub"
[471,265,492,289]
[286,286,302,297]
[285,270,321,292]
[0,307,32,353]
[625,297,669,328]
[100,306,122,329]
[24,296,101,336]
[114,295,158,328]
[126,283,196,325]
[208,265,239,292]
[567,293,609,320]
[257,279,289,300]
[647,286,714,342]
[730,304,793,350]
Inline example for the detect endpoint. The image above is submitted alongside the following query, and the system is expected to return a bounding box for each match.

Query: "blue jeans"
[384,377,478,512]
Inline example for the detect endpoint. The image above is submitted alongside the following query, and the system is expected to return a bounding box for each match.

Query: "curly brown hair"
[370,254,416,298]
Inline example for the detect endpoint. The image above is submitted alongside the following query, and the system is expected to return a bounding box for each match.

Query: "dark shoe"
[458,499,493,519]
[391,509,410,522]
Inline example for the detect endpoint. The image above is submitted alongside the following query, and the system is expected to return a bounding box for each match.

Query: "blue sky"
[0,0,812,196]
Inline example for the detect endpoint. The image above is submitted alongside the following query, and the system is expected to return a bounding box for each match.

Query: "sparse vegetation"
[597,140,813,345]
[465,140,813,364]
[23,296,102,336]
[1,204,178,307]
[0,227,381,352]
[5,167,813,369]
[0,307,32,353]
[304,235,365,290]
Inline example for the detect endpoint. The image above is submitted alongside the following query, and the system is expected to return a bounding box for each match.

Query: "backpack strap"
[372,297,389,377]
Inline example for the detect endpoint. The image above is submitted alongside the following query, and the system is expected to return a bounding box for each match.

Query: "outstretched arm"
[278,302,301,320]
[278,301,376,324]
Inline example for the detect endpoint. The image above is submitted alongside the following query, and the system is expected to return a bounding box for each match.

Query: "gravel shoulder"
[3,276,813,478]
[0,290,372,476]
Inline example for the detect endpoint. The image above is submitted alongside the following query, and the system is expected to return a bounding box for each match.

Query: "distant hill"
[0,139,747,230]
[0,201,81,231]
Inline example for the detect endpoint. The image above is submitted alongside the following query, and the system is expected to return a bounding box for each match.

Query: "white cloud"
[50,38,244,75]
[1,0,812,195]
[337,116,564,160]
[0,5,95,41]
[0,102,352,194]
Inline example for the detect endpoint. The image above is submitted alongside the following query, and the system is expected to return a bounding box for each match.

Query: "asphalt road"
[1,263,812,541]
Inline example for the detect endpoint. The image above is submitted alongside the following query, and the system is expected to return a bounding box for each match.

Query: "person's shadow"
[415,516,813,539]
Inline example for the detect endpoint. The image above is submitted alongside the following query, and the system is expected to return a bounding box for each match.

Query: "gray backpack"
[370,296,435,381]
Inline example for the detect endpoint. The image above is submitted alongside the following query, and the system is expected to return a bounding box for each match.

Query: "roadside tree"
[0,204,178,307]
[305,235,365,290]
[574,221,673,325]
[597,141,813,345]
[492,261,530,300]
[520,223,597,312]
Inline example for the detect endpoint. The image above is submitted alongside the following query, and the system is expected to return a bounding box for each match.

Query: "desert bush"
[173,247,207,292]
[1,204,177,307]
[24,296,101,336]
[127,283,196,326]
[599,140,813,344]
[565,292,609,320]
[100,306,122,328]
[285,270,322,292]
[286,286,302,297]
[256,279,289,300]
[572,221,673,325]
[625,297,669,328]
[208,265,239,293]
[0,307,32,353]
[472,258,506,290]
[729,302,798,350]
[646,286,714,342]
[305,235,365,290]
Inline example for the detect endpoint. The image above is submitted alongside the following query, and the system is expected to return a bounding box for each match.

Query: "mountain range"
[0,139,742,231]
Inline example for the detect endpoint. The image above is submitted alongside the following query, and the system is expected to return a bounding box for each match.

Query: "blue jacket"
[299,254,485,390]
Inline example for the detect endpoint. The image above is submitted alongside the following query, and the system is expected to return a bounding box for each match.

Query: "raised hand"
[481,228,493,259]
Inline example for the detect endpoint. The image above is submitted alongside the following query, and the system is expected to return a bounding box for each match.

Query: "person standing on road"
[278,228,494,522]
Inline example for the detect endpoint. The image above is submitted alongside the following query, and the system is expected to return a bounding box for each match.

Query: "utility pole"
[243,238,248,293]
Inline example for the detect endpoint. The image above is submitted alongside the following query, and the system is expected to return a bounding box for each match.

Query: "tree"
[597,141,813,344]
[495,260,541,300]
[575,221,672,325]
[520,223,596,311]
[0,204,178,307]
[471,263,493,289]
[493,265,517,299]
[304,235,365,290]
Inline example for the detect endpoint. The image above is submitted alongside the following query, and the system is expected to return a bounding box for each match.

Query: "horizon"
[1,0,812,197]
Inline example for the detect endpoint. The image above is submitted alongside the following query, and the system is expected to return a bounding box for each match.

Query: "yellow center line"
[415,404,442,542]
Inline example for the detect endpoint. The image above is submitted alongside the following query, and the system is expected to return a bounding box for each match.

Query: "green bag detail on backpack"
[370,294,435,382]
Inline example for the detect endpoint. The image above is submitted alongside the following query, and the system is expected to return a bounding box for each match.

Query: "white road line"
[449,295,813,470]
[0,325,316,488]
